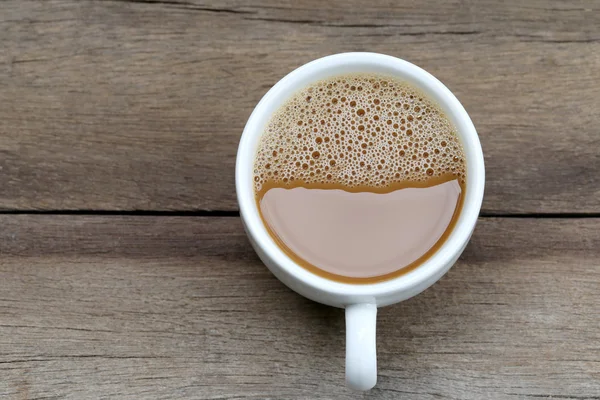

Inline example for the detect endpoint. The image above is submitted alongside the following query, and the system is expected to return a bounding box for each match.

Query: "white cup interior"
[236,52,484,304]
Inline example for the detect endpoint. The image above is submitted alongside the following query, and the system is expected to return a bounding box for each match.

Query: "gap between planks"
[0,210,600,218]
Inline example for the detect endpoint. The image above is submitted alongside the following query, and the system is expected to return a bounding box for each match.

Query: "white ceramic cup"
[236,52,485,391]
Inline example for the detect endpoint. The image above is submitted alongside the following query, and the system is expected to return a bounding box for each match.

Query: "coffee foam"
[254,74,466,192]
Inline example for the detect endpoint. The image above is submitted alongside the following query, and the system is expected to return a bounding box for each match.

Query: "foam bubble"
[254,74,466,191]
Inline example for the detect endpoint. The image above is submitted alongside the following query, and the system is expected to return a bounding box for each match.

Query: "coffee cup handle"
[345,302,377,391]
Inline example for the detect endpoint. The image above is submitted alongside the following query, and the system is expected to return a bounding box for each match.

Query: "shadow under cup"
[236,53,484,309]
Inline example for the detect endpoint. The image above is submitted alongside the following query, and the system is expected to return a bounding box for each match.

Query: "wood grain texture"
[1,215,599,399]
[1,0,599,212]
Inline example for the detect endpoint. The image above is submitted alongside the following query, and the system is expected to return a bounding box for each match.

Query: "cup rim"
[236,52,484,299]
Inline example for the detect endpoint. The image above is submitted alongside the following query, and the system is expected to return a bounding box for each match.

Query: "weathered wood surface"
[1,0,599,212]
[2,1,599,399]
[1,216,599,399]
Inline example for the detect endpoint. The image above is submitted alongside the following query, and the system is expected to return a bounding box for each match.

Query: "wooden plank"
[1,1,599,212]
[0,215,598,399]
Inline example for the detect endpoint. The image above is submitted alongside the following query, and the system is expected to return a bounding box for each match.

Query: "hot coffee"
[253,74,467,283]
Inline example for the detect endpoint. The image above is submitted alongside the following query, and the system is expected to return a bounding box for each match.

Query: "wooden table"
[1,1,599,398]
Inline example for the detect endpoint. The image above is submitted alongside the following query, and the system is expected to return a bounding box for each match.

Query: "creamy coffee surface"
[260,181,461,278]
[253,74,467,283]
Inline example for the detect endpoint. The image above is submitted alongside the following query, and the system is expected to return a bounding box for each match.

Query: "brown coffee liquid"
[253,74,467,284]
